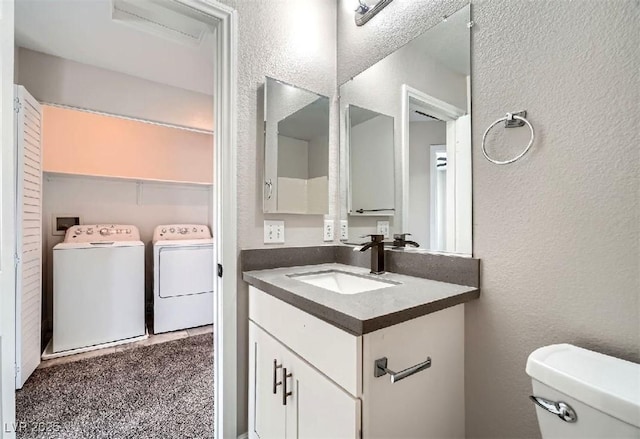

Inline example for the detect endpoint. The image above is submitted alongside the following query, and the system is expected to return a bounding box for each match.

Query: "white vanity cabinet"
[250,322,361,439]
[248,285,465,439]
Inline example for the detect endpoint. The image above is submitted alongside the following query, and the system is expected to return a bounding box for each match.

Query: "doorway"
[0,0,237,437]
[401,84,471,255]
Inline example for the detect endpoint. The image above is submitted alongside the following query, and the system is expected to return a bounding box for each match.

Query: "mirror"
[264,77,330,214]
[340,4,472,255]
[348,105,395,216]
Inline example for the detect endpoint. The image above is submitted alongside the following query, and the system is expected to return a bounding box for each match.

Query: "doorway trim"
[400,84,470,254]
[174,2,239,438]
[0,0,238,437]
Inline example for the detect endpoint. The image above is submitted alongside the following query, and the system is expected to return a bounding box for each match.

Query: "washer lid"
[526,344,640,428]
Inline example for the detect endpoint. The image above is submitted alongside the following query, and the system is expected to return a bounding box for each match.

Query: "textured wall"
[223,0,338,249]
[467,1,639,436]
[339,0,639,438]
[220,0,337,433]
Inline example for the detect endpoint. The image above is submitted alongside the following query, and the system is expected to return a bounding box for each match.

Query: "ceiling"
[15,0,215,95]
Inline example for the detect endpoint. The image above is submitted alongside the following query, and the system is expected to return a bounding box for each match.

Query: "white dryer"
[153,224,214,334]
[52,224,145,353]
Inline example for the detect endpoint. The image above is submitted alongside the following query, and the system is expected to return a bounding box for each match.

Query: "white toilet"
[526,344,640,438]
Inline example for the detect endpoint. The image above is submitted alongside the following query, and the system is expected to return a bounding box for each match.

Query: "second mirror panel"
[340,4,471,255]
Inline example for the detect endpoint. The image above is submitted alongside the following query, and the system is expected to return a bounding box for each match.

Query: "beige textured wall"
[220,0,338,433]
[467,1,639,437]
[339,0,640,437]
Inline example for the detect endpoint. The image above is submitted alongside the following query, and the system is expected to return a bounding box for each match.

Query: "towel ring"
[482,112,535,165]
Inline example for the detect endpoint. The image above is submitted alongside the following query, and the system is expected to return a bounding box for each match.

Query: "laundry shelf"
[44,171,213,188]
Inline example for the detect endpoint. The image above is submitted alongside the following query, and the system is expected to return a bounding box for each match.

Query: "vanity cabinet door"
[285,351,361,439]
[249,322,287,439]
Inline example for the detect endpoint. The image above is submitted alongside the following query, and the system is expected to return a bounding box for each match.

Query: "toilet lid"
[526,344,640,428]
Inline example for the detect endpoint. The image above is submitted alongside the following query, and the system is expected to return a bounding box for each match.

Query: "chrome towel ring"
[482,111,535,165]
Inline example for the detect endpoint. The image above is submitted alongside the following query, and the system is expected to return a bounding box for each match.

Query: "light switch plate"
[264,220,285,244]
[340,220,348,241]
[377,220,390,239]
[323,220,334,242]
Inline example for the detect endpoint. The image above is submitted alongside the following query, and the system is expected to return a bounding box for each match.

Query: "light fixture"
[355,0,394,26]
[355,0,370,15]
[111,0,211,47]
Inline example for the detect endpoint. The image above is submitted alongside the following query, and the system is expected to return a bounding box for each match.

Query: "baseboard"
[237,433,248,439]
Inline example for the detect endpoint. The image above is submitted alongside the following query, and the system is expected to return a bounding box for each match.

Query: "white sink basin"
[289,270,399,295]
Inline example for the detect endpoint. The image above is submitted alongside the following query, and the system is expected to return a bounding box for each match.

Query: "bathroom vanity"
[244,263,479,439]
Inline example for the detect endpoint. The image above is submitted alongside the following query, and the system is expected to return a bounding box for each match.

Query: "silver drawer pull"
[374,356,431,383]
[272,359,282,394]
[530,396,577,423]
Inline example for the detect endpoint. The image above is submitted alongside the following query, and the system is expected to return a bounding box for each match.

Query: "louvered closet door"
[15,85,42,389]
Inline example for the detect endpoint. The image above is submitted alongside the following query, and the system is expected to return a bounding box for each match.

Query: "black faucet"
[359,234,387,274]
[393,233,420,249]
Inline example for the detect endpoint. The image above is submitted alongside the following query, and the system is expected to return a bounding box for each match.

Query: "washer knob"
[87,228,94,235]
[126,228,131,234]
[100,228,109,236]
[193,227,198,232]
[76,228,83,234]
[161,228,167,233]
[179,227,188,234]
[169,228,175,233]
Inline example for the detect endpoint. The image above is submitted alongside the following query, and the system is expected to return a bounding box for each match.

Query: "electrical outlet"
[323,220,334,242]
[377,220,390,239]
[340,220,348,241]
[264,220,285,244]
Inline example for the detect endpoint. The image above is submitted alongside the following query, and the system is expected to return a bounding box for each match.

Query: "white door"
[430,144,447,251]
[249,322,286,439]
[14,85,42,389]
[285,349,360,439]
[1,2,17,432]
[454,114,472,255]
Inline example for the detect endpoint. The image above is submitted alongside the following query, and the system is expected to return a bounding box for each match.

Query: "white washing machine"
[52,224,145,353]
[153,224,214,334]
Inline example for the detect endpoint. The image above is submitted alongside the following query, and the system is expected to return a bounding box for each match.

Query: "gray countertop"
[243,263,479,335]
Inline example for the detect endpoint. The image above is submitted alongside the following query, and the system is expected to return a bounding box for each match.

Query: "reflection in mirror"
[264,77,329,214]
[348,105,395,216]
[340,4,471,255]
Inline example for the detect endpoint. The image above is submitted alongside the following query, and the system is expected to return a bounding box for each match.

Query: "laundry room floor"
[38,325,213,369]
[15,332,214,439]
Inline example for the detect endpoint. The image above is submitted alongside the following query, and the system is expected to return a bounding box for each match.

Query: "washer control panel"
[64,224,141,243]
[153,224,212,241]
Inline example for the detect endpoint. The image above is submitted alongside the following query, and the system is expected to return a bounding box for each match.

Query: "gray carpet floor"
[16,333,214,439]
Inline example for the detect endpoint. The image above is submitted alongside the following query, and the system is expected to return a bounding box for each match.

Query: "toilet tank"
[526,344,640,439]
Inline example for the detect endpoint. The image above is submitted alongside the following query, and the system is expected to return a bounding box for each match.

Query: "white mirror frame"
[400,84,472,255]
